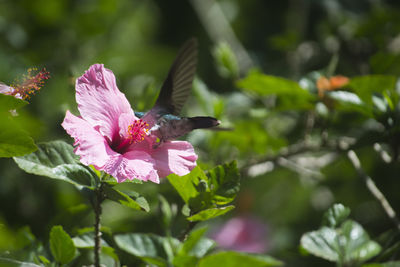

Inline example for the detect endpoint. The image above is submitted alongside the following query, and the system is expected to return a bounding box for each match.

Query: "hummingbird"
[136,38,220,148]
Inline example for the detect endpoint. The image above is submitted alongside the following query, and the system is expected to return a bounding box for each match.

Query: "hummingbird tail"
[189,116,220,129]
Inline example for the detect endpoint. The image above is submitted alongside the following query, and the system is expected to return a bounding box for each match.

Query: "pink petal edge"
[62,110,115,169]
[75,64,134,141]
[151,141,198,178]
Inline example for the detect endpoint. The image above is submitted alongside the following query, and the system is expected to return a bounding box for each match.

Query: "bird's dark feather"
[153,38,198,115]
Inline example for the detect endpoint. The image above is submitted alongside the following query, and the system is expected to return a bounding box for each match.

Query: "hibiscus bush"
[2,1,400,267]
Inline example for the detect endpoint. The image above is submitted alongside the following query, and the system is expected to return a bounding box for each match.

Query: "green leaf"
[114,233,179,267]
[0,94,28,112]
[349,75,397,105]
[211,120,286,156]
[102,174,143,185]
[207,161,240,205]
[187,206,235,222]
[178,227,215,258]
[327,91,373,117]
[212,41,239,78]
[237,71,315,110]
[49,225,76,264]
[159,195,174,229]
[168,163,239,221]
[322,203,351,227]
[363,262,400,267]
[101,246,120,265]
[189,237,215,258]
[341,220,381,262]
[301,220,381,265]
[173,255,199,267]
[301,226,340,262]
[370,52,400,75]
[168,167,206,205]
[0,257,42,267]
[178,227,207,256]
[0,115,37,157]
[73,233,111,253]
[13,140,99,188]
[72,234,95,248]
[38,255,51,265]
[199,251,283,267]
[103,185,150,212]
[13,226,36,249]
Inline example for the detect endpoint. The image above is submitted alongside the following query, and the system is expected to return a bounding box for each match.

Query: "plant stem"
[347,150,400,232]
[94,183,104,267]
[179,221,197,242]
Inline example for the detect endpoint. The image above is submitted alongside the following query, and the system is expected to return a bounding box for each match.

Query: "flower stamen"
[127,119,149,144]
[10,68,50,100]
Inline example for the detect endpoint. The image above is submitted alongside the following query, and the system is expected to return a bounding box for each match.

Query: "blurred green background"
[2,0,400,266]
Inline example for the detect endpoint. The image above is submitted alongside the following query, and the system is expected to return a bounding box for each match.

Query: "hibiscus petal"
[75,64,134,141]
[102,151,159,183]
[0,83,14,94]
[118,112,137,139]
[62,110,115,169]
[151,141,197,178]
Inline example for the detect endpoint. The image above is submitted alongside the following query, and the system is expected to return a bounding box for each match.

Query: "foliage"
[2,0,400,266]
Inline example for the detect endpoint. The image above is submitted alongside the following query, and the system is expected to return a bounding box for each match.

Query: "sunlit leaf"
[13,140,99,188]
[301,226,340,262]
[72,234,95,248]
[168,163,239,220]
[168,167,204,204]
[322,203,351,227]
[237,71,315,110]
[49,225,76,265]
[327,91,373,117]
[301,220,381,265]
[349,75,396,105]
[114,233,179,267]
[187,206,235,222]
[207,161,240,205]
[211,120,286,156]
[0,257,41,267]
[103,185,150,212]
[178,227,208,256]
[341,220,381,262]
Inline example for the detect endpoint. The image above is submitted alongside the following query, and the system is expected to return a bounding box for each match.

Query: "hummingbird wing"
[141,38,198,127]
[156,38,198,115]
[150,38,198,117]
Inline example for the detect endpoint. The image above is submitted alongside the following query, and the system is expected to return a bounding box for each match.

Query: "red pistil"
[128,119,149,144]
[114,119,149,153]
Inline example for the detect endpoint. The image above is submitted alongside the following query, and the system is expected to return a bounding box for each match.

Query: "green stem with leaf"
[94,180,105,267]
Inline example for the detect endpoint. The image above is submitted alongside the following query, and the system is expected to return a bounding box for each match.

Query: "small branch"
[373,143,392,163]
[243,141,325,177]
[243,137,356,177]
[94,183,105,267]
[179,221,198,242]
[277,156,324,179]
[347,150,400,231]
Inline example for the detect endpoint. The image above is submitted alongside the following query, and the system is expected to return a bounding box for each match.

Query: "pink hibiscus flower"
[62,64,198,183]
[212,215,269,253]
